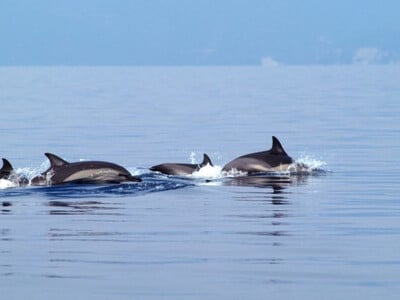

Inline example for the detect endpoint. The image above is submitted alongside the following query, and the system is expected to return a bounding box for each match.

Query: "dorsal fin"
[1,158,13,173]
[45,153,69,168]
[270,136,289,155]
[200,153,213,167]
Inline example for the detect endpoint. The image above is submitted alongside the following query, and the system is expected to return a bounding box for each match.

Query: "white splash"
[221,168,248,178]
[289,155,328,174]
[191,164,223,179]
[0,179,18,189]
[128,167,147,176]
[16,167,41,179]
[189,152,197,164]
[0,161,50,189]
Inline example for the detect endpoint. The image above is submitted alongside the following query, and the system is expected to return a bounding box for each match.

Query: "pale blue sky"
[1,0,399,65]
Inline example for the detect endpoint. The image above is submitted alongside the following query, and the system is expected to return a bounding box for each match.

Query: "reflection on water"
[47,200,125,216]
[224,174,309,189]
[226,174,309,206]
[48,227,130,242]
[1,201,12,214]
[1,228,12,277]
[0,173,320,293]
[35,176,307,280]
[1,228,12,241]
[224,175,308,240]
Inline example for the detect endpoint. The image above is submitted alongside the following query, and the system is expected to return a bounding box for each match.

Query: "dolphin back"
[0,158,29,185]
[45,153,69,167]
[31,153,141,185]
[0,158,13,178]
[200,153,213,167]
[270,136,290,156]
[150,163,197,175]
[222,136,294,173]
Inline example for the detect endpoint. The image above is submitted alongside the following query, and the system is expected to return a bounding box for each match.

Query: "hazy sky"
[1,0,399,65]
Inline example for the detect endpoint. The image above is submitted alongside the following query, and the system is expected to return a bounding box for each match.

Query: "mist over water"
[1,66,399,300]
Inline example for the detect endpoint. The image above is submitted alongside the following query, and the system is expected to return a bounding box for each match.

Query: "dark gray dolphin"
[222,136,294,173]
[0,158,29,185]
[150,153,213,176]
[30,153,141,186]
[0,158,13,179]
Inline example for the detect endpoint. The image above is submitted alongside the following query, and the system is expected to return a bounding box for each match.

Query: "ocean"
[1,66,399,299]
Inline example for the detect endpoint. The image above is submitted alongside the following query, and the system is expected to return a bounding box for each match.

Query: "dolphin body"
[30,153,141,186]
[150,153,213,176]
[222,136,294,174]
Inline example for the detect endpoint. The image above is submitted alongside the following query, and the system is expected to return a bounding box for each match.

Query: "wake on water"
[0,154,328,196]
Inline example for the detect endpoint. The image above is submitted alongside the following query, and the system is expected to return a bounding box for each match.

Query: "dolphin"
[150,153,213,176]
[222,136,294,174]
[0,158,29,185]
[0,158,13,179]
[30,153,141,186]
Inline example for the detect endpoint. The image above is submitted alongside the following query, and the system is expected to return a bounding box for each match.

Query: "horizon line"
[0,63,399,68]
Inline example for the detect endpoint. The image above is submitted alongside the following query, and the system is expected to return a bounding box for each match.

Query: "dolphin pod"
[1,136,297,187]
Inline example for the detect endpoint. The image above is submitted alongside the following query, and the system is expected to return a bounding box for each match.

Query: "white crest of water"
[128,167,147,176]
[0,179,18,189]
[288,155,328,175]
[221,168,248,178]
[189,152,197,164]
[191,164,223,179]
[295,155,327,170]
[16,167,40,179]
[0,160,51,189]
[188,152,225,179]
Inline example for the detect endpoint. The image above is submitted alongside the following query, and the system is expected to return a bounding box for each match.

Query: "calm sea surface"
[1,66,399,299]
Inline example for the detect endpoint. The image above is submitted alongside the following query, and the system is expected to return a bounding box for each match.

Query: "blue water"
[1,66,399,299]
